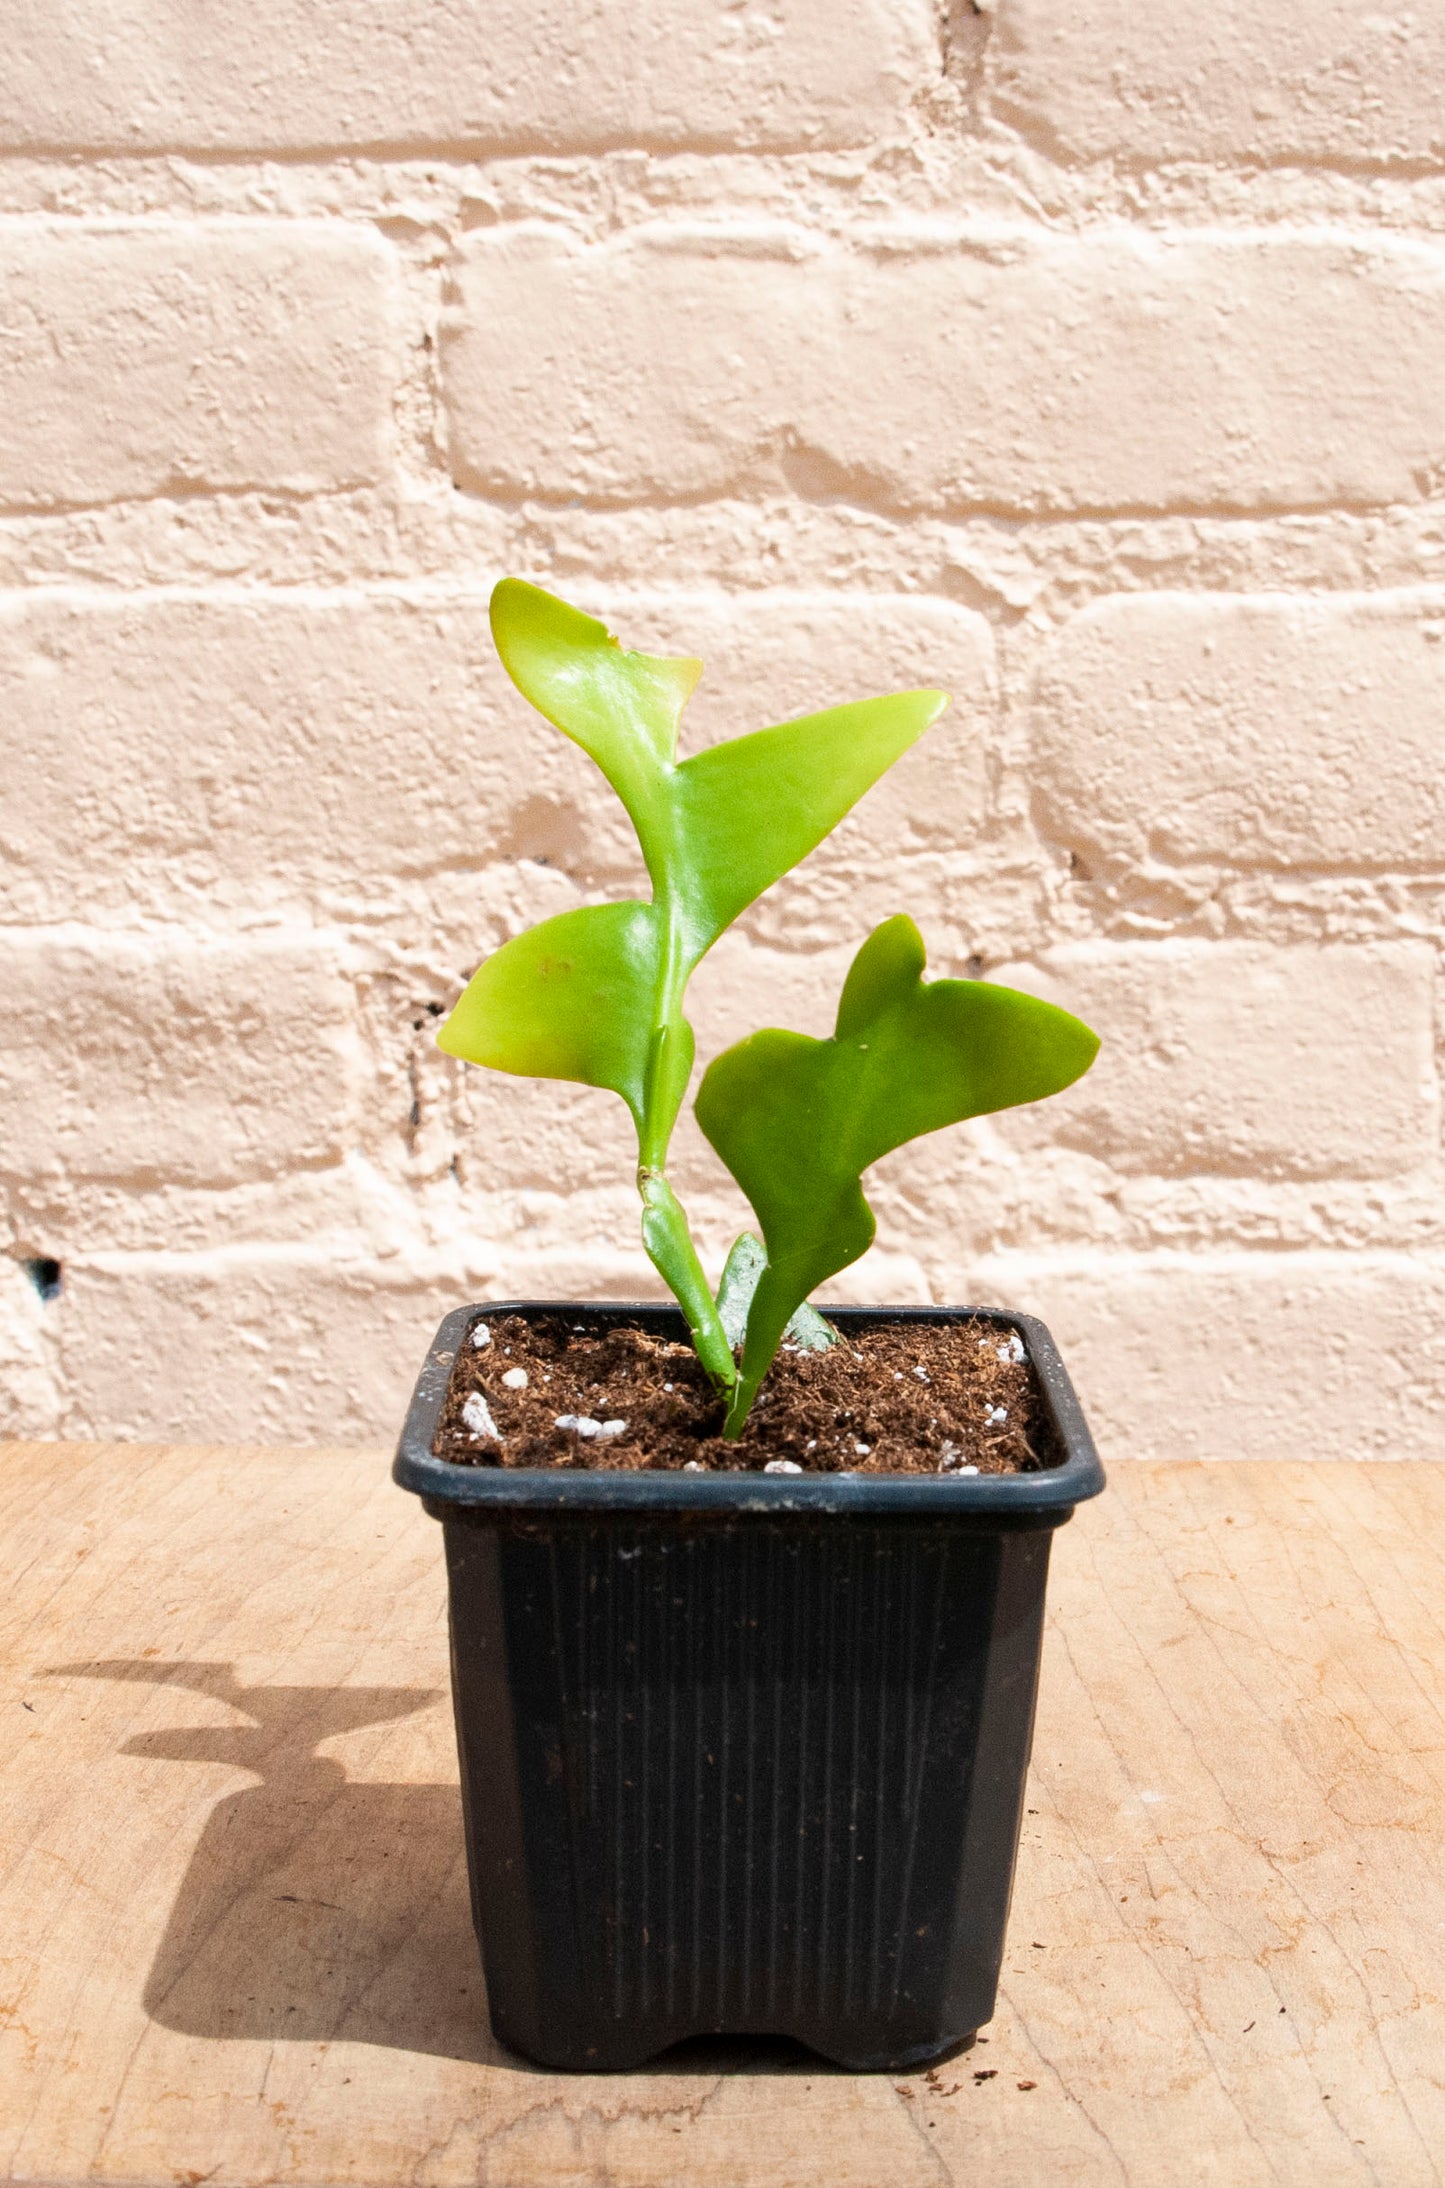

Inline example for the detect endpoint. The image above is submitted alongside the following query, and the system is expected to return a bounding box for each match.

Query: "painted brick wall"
[3,1,1442,1462]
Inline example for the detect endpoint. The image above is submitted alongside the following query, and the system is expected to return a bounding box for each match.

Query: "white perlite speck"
[985,1404,1008,1427]
[555,1414,626,1440]
[470,1322,490,1349]
[998,1333,1025,1364]
[682,1459,705,1472]
[501,1365,528,1389]
[764,1458,802,1474]
[854,1441,871,1456]
[462,1392,501,1442]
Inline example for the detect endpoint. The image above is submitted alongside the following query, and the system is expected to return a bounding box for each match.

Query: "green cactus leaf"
[438,900,663,1133]
[670,690,947,958]
[695,917,1100,1433]
[489,579,698,851]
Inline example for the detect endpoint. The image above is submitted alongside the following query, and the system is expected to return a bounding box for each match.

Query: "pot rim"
[394,1300,1105,1526]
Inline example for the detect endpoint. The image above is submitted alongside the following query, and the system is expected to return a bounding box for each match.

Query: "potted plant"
[394,580,1104,2071]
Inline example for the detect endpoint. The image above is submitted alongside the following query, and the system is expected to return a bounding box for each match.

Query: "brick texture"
[60,1258,469,1445]
[0,0,934,154]
[0,593,579,922]
[994,1,1445,168]
[1030,593,1445,873]
[0,931,359,1187]
[994,943,1438,1181]
[444,225,1445,515]
[3,8,1444,1456]
[0,224,393,509]
[972,1255,1445,1466]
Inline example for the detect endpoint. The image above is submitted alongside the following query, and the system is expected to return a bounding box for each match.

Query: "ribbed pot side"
[395,1302,1104,2073]
[443,1509,1049,2069]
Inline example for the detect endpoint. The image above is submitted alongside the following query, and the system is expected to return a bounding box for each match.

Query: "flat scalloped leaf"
[438,901,664,1133]
[695,917,1100,1430]
[490,578,700,852]
[670,690,946,960]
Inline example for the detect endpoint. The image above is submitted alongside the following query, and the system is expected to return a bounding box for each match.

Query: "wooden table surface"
[3,1445,1443,2187]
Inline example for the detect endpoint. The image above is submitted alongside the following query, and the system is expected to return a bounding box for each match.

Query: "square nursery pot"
[393,1300,1104,2072]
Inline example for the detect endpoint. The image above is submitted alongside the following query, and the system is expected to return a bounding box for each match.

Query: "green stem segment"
[633,897,737,1392]
[640,1170,735,1389]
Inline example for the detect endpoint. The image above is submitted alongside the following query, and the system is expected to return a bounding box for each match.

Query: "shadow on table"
[51,1660,870,2079]
[49,1658,508,2066]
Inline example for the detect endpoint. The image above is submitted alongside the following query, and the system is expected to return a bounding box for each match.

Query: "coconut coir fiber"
[433,1313,1063,1475]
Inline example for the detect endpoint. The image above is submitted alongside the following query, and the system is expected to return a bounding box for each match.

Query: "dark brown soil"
[432,1314,1061,1475]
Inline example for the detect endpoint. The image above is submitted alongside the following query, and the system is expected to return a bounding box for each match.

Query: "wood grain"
[1,1445,1442,2186]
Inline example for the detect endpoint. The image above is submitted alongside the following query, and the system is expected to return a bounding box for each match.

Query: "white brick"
[0,594,612,922]
[971,1255,1445,1465]
[2,1167,394,1264]
[994,944,1438,1183]
[60,1256,466,1444]
[994,1,1445,168]
[0,590,988,923]
[63,1240,704,1444]
[54,1245,1445,1452]
[450,1073,641,1202]
[7,0,1445,1477]
[444,224,1445,515]
[1031,593,1445,874]
[0,931,358,1188]
[0,0,933,154]
[0,225,394,508]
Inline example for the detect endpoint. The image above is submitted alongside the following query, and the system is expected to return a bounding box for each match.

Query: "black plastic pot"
[394,1301,1103,2072]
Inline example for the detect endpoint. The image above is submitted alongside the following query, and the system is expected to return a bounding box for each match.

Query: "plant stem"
[639,1171,734,1387]
[635,897,734,1389]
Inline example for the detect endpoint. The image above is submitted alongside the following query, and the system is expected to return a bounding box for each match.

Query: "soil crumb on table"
[432,1315,1060,1475]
